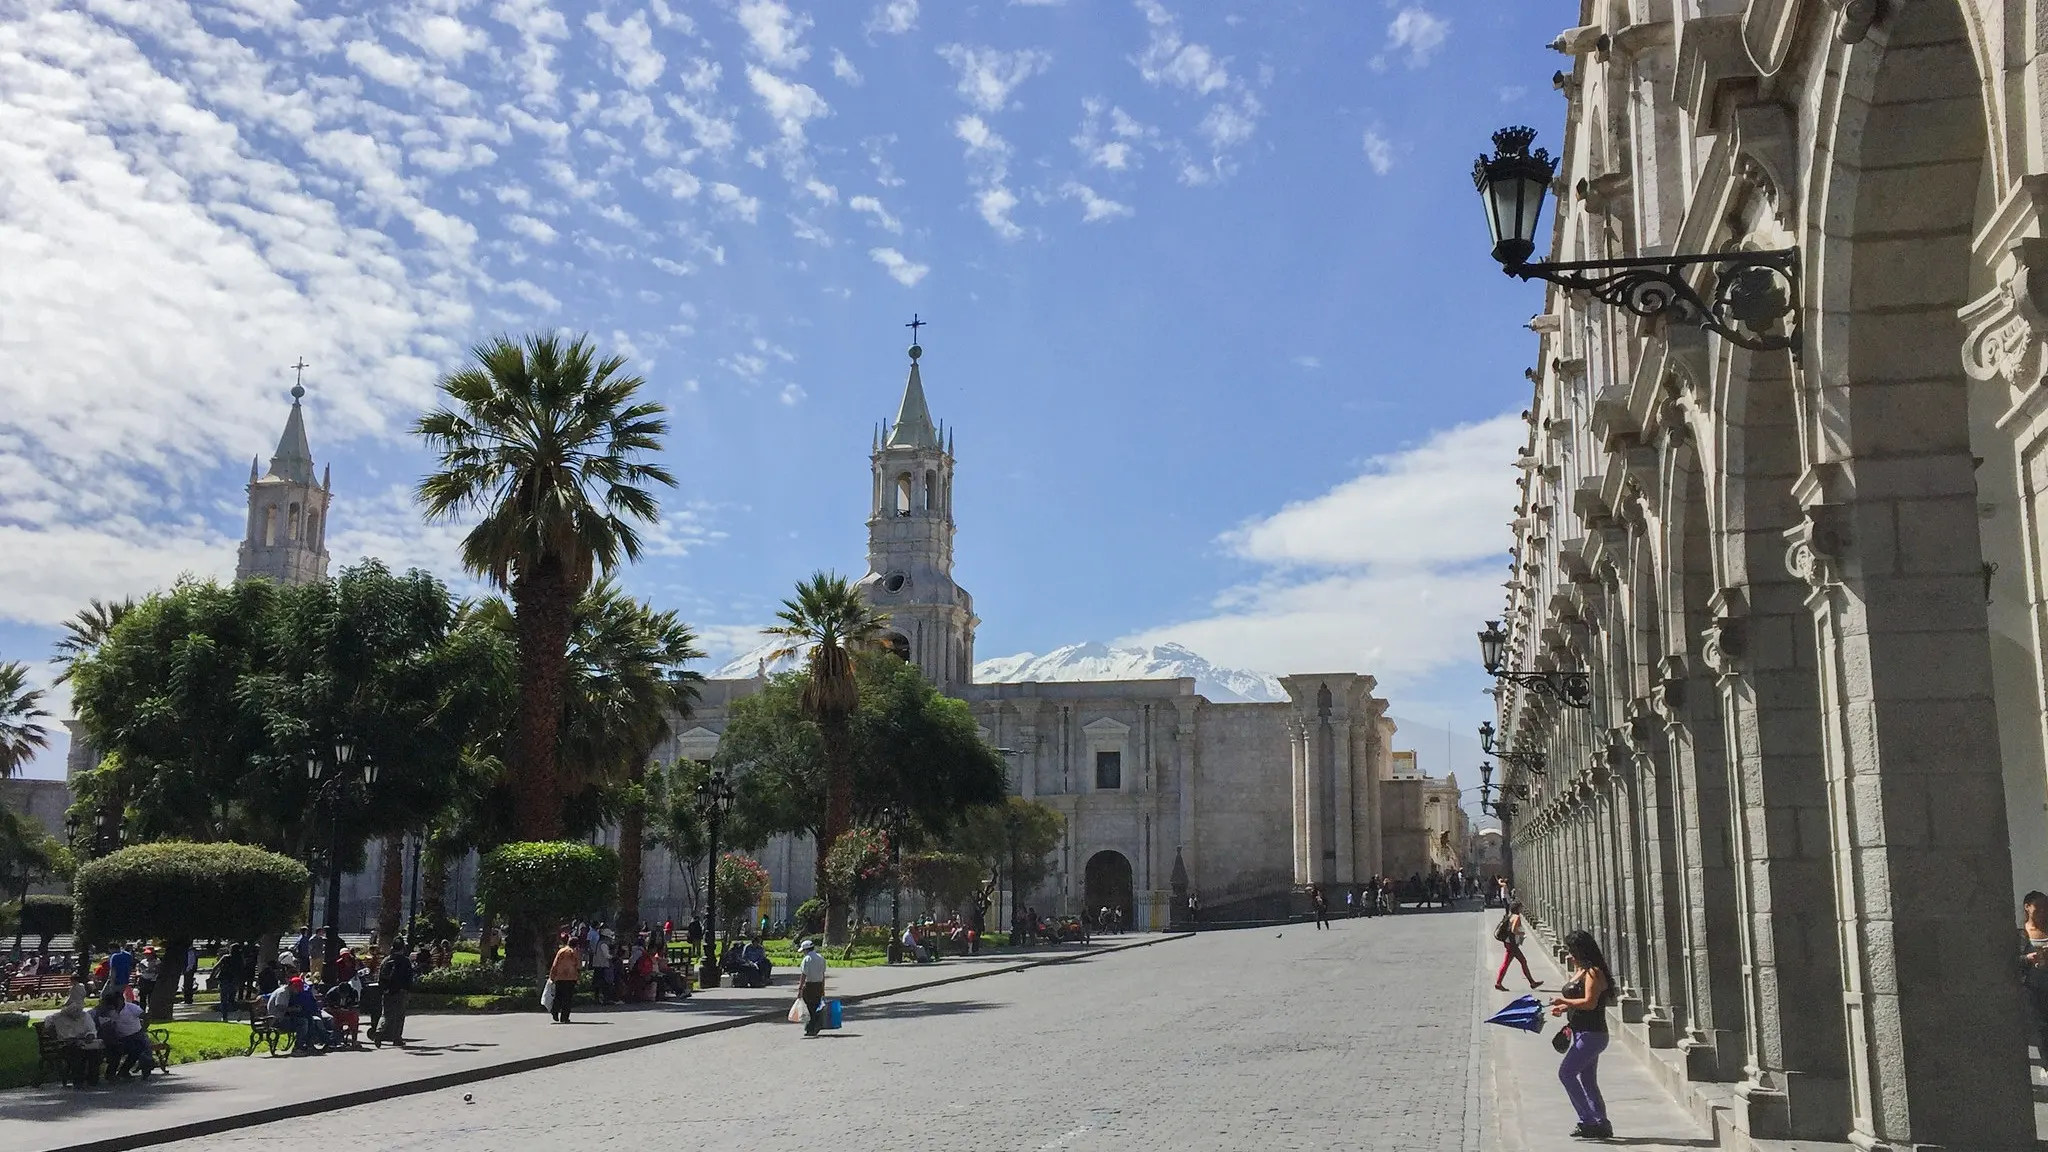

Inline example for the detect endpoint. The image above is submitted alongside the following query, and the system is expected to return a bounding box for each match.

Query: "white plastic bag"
[787,998,809,1024]
[540,981,556,1012]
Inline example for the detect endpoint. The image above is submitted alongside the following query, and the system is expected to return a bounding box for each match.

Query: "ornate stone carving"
[1701,588,1748,677]
[1731,102,1798,233]
[1783,504,1852,591]
[1651,655,1688,717]
[1962,237,2048,398]
[1824,0,1886,44]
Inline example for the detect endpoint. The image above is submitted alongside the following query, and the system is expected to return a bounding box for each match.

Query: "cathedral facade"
[659,344,1414,929]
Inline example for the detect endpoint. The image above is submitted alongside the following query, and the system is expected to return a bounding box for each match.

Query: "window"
[287,503,301,539]
[262,507,276,546]
[925,470,937,511]
[896,474,913,516]
[1095,750,1121,790]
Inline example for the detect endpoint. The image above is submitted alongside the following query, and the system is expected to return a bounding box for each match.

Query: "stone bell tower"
[236,372,332,586]
[858,331,977,691]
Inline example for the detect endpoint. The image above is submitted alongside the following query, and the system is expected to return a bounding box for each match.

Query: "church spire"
[266,361,316,485]
[885,339,940,450]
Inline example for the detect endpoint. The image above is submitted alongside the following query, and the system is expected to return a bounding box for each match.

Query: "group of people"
[41,982,159,1087]
[555,919,691,1008]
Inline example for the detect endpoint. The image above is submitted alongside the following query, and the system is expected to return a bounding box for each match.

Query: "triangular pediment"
[1082,716,1130,736]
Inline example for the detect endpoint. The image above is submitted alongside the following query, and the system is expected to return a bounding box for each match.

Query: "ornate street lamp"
[881,804,908,964]
[309,739,376,979]
[1478,621,1591,711]
[695,770,736,989]
[1479,719,1550,775]
[1473,126,1801,354]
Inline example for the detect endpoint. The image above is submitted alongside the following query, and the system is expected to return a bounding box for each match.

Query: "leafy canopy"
[74,841,309,944]
[476,840,619,928]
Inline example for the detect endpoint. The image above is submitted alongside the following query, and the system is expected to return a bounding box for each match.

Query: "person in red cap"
[136,946,161,1006]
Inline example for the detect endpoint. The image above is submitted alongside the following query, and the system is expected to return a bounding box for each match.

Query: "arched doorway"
[1082,851,1133,930]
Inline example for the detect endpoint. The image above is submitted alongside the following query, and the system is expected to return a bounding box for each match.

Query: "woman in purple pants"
[1549,929,1617,1139]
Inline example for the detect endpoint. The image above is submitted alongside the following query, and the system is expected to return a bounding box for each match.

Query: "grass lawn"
[0,1019,252,1090]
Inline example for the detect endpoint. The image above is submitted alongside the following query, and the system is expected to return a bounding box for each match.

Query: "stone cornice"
[1675,15,1757,134]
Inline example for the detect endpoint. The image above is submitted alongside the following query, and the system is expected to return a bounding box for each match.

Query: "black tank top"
[1563,970,1609,1033]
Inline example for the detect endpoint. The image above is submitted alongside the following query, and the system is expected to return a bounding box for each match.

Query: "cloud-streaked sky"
[0,0,1563,781]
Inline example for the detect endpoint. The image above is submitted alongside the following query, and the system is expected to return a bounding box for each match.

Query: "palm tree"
[414,333,676,840]
[764,572,888,943]
[0,661,51,779]
[561,580,704,927]
[51,598,135,683]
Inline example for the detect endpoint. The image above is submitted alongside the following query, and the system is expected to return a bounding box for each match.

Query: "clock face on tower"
[884,571,908,594]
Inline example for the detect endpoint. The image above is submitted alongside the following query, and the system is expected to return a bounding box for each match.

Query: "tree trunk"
[148,938,189,1022]
[820,714,854,945]
[509,558,574,842]
[420,839,450,939]
[377,834,404,946]
[618,795,645,932]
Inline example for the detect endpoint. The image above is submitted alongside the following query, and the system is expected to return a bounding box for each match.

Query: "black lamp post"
[1473,125,1801,353]
[882,805,906,964]
[1479,719,1550,774]
[69,807,122,977]
[405,831,424,939]
[1479,620,1592,711]
[695,770,735,988]
[308,739,376,980]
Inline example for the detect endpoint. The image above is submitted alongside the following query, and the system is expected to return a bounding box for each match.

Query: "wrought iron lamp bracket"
[1494,668,1594,710]
[1507,248,1800,354]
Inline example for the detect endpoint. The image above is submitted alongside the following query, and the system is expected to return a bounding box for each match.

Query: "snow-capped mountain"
[707,637,1284,703]
[974,642,1286,703]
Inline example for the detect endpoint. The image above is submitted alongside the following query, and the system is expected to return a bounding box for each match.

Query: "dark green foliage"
[793,898,825,935]
[74,841,308,943]
[19,895,72,940]
[475,841,619,928]
[413,962,536,995]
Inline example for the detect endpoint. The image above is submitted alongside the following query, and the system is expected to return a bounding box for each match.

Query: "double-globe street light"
[695,769,736,989]
[308,739,377,979]
[880,804,908,964]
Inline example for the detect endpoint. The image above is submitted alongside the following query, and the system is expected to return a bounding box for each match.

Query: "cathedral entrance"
[1082,851,1133,931]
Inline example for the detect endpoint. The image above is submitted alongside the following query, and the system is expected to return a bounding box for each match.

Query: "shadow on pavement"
[843,999,998,1021]
[0,1077,223,1121]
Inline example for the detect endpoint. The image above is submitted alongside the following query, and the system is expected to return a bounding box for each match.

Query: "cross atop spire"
[290,357,310,400]
[905,313,925,348]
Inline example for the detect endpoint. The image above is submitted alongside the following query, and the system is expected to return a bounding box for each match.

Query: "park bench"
[6,973,73,1001]
[29,1019,66,1087]
[244,1002,296,1057]
[147,1027,171,1073]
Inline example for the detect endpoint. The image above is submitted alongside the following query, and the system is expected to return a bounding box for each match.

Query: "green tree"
[714,852,769,940]
[559,581,703,929]
[415,332,677,843]
[644,758,710,921]
[0,661,51,779]
[903,852,985,919]
[762,572,888,943]
[51,597,136,683]
[476,840,620,979]
[821,825,891,926]
[74,841,309,1020]
[953,798,1066,930]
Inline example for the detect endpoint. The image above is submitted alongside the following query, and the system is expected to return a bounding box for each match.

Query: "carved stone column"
[1633,682,1685,1047]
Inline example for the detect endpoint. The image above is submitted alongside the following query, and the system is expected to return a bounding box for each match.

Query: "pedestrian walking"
[549,935,581,1023]
[1549,929,1616,1139]
[797,938,827,1038]
[2020,891,2048,1069]
[1494,901,1541,991]
[1310,886,1331,929]
[377,937,413,1045]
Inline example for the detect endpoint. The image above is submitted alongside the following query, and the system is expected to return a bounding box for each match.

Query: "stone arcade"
[658,342,1430,928]
[1495,2,2048,1148]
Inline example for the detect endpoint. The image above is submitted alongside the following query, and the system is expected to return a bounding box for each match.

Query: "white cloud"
[849,195,903,233]
[977,186,1023,239]
[1122,414,1523,687]
[736,0,812,69]
[504,213,559,243]
[492,0,571,107]
[779,383,807,405]
[647,166,702,198]
[1200,92,1259,149]
[586,10,666,88]
[1133,0,1229,94]
[746,65,829,145]
[406,14,488,61]
[869,246,930,285]
[830,49,862,85]
[710,182,762,221]
[651,256,696,275]
[866,0,918,35]
[954,114,1010,158]
[1060,180,1133,222]
[937,44,1053,112]
[1385,7,1450,68]
[804,176,838,203]
[1074,99,1152,170]
[345,39,426,90]
[1292,355,1322,370]
[1362,128,1395,174]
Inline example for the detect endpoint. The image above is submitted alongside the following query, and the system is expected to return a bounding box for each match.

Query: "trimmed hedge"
[475,841,618,929]
[19,894,73,939]
[74,841,308,944]
[413,962,537,995]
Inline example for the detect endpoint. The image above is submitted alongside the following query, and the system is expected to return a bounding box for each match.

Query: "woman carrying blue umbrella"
[1549,929,1617,1139]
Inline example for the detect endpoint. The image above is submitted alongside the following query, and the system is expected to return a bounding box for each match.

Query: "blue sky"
[0,0,1565,789]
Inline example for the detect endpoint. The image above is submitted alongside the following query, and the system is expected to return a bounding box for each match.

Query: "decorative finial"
[906,313,925,360]
[289,357,310,400]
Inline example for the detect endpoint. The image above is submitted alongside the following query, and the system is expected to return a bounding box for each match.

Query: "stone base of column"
[1618,990,1646,1025]
[1642,1004,1678,1049]
[1678,1030,1737,1082]
[1735,1070,1850,1142]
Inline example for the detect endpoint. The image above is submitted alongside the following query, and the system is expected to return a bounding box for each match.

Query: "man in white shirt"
[797,940,827,1037]
[98,993,155,1077]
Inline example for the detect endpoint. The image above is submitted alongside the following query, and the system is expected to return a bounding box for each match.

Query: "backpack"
[1494,912,1516,944]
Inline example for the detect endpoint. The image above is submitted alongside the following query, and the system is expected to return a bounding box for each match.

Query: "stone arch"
[1795,3,2034,1142]
[1082,850,1133,927]
[895,473,913,516]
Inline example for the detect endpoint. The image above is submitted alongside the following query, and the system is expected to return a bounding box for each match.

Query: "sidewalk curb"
[31,933,1193,1152]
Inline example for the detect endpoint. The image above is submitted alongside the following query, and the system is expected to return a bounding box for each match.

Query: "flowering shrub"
[715,852,770,936]
[822,825,892,911]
